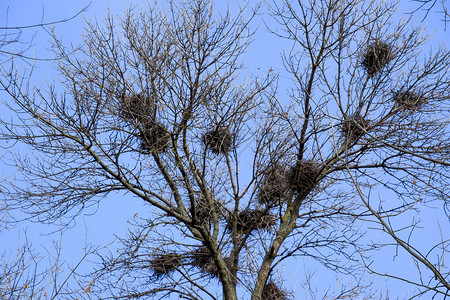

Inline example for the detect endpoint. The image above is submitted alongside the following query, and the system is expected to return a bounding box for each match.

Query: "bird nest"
[393,91,427,110]
[261,281,288,300]
[341,114,370,139]
[119,93,155,122]
[290,160,322,194]
[202,127,234,154]
[361,40,393,77]
[149,253,182,279]
[226,209,276,233]
[139,121,171,153]
[258,164,292,205]
[190,247,231,278]
[190,195,222,227]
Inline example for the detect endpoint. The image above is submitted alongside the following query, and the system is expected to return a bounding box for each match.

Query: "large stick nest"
[202,127,234,154]
[119,93,156,122]
[149,253,182,279]
[393,91,427,110]
[261,281,289,300]
[189,247,231,278]
[290,160,322,194]
[139,121,171,153]
[361,40,393,77]
[341,114,370,139]
[190,195,222,227]
[258,164,292,205]
[226,209,276,233]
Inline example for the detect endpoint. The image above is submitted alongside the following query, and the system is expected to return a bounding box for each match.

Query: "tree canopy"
[1,0,449,299]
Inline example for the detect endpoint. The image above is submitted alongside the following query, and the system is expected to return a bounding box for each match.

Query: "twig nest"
[341,114,370,139]
[149,253,182,279]
[139,121,171,153]
[290,160,321,194]
[393,91,427,110]
[119,93,155,122]
[226,209,276,233]
[190,195,222,227]
[202,126,233,154]
[190,247,231,278]
[261,281,288,300]
[361,40,393,77]
[258,164,292,205]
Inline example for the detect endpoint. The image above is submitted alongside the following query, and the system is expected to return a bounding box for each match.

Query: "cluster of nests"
[189,194,276,234]
[360,38,432,116]
[120,94,237,155]
[202,126,234,155]
[148,247,231,280]
[361,39,393,77]
[338,93,427,141]
[258,160,322,206]
[148,250,289,299]
[119,93,170,154]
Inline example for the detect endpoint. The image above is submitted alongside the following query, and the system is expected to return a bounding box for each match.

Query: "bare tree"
[0,3,90,63]
[0,4,95,300]
[411,0,450,26]
[0,0,449,299]
[0,231,96,300]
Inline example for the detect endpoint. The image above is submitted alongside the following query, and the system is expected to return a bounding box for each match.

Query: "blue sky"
[1,0,449,299]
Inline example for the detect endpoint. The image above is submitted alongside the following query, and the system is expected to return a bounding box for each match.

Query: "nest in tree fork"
[190,247,231,278]
[341,114,370,139]
[261,281,289,300]
[119,93,155,122]
[139,121,171,153]
[258,164,292,206]
[394,91,427,110]
[290,160,321,194]
[149,253,182,279]
[202,127,233,154]
[226,209,276,233]
[190,195,222,227]
[361,40,393,77]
